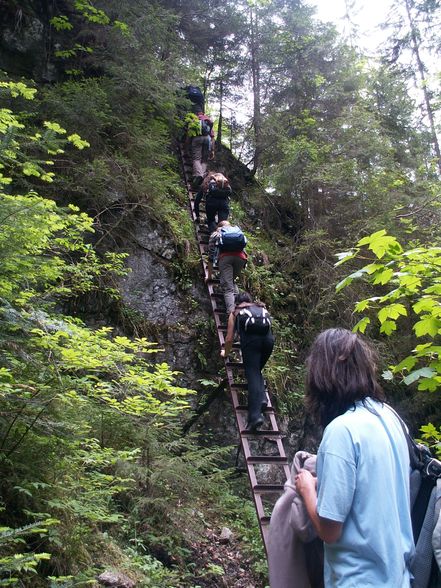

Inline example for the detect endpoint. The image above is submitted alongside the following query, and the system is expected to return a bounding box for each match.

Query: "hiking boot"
[244,414,264,432]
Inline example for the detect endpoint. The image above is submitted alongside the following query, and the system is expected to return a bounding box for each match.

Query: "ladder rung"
[253,484,285,494]
[236,405,273,413]
[247,456,288,465]
[220,342,240,350]
[226,361,244,368]
[260,516,271,525]
[241,429,283,437]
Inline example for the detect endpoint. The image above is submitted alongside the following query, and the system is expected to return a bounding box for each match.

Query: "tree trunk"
[216,78,223,146]
[404,0,441,174]
[249,5,262,176]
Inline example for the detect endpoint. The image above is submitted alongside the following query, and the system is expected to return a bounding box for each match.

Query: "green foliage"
[49,16,74,32]
[184,113,204,138]
[419,423,441,458]
[0,520,56,585]
[122,546,181,586]
[55,45,94,60]
[0,70,206,586]
[0,77,70,185]
[337,229,441,393]
[73,0,110,25]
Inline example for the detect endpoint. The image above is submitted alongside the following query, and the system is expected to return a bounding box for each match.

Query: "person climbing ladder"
[207,220,247,314]
[221,292,274,431]
[184,106,215,188]
[194,172,232,232]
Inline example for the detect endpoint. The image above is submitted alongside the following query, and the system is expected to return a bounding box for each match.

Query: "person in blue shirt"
[295,328,415,587]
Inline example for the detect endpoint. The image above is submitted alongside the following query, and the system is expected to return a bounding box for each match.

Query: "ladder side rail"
[179,144,291,556]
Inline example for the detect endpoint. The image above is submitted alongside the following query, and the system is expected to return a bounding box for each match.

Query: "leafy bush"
[337,229,441,453]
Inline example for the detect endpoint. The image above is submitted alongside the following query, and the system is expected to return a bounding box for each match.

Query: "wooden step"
[241,429,283,438]
[226,361,244,369]
[236,405,272,413]
[247,456,288,465]
[253,484,285,494]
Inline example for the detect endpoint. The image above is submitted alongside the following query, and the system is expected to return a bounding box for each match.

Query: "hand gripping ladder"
[178,146,290,555]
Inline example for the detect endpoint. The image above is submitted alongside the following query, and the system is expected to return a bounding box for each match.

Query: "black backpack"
[237,305,272,335]
[207,179,231,199]
[200,118,212,136]
[388,407,441,587]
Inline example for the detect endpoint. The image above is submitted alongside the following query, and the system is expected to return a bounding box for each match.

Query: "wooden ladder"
[179,146,290,555]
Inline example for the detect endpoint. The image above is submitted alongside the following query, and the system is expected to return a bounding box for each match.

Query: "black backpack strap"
[386,405,441,479]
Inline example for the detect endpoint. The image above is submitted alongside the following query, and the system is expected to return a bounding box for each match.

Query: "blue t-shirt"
[317,398,415,587]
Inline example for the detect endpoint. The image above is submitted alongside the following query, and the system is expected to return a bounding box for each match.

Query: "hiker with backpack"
[294,328,415,587]
[221,292,274,432]
[194,172,232,232]
[207,220,247,314]
[184,107,215,188]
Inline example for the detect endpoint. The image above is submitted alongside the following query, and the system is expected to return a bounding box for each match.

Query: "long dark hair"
[306,328,384,428]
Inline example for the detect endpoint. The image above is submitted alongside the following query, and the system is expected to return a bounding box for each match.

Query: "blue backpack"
[218,225,247,252]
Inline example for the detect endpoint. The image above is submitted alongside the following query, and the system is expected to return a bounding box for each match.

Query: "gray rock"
[119,249,181,325]
[97,571,136,588]
[3,18,43,54]
[133,221,177,260]
[119,219,183,325]
[219,526,233,544]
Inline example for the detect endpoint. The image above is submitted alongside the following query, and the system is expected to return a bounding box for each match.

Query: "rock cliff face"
[117,216,244,448]
[0,0,58,80]
[118,216,220,389]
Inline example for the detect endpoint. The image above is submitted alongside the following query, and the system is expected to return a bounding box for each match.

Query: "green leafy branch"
[337,229,441,394]
[0,77,90,185]
[0,519,58,585]
[49,1,129,43]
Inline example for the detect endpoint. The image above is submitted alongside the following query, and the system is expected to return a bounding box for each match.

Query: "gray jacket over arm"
[268,451,318,588]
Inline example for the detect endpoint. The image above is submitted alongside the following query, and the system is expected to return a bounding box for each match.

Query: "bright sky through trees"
[310,0,394,52]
